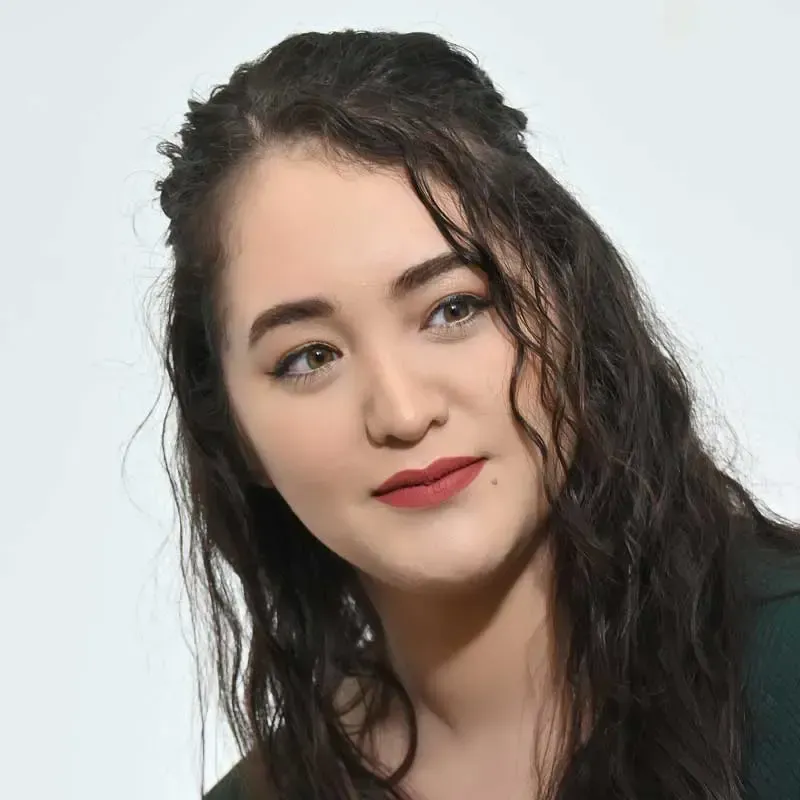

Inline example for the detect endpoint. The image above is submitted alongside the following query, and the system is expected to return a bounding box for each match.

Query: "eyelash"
[267,292,491,387]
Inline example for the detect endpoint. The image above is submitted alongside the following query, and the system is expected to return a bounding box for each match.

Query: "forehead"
[223,150,459,329]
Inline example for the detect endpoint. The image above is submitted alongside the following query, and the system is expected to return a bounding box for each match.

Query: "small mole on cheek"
[490,478,498,486]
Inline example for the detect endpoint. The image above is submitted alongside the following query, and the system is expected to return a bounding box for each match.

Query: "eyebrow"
[247,250,470,350]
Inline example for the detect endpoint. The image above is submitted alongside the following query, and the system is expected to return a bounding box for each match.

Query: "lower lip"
[375,459,486,509]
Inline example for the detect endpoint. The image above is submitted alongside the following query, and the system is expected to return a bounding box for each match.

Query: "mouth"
[373,456,487,509]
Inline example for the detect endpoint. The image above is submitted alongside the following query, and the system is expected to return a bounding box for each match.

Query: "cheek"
[515,359,549,426]
[465,324,516,398]
[471,325,544,424]
[240,394,356,494]
[474,327,554,460]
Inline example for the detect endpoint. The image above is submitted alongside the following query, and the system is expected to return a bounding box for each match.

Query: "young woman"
[155,29,800,800]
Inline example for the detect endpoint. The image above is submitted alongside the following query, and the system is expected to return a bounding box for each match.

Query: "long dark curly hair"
[154,29,799,800]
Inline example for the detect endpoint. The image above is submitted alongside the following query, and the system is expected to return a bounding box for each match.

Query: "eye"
[270,343,340,380]
[425,293,490,330]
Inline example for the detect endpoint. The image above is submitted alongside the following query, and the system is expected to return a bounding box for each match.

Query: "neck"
[362,540,558,749]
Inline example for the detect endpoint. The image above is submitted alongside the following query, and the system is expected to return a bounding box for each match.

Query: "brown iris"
[440,297,472,324]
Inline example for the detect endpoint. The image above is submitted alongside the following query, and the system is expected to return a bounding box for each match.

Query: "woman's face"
[221,147,554,591]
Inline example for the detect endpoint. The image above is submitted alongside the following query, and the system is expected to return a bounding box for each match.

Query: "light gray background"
[0,1,797,798]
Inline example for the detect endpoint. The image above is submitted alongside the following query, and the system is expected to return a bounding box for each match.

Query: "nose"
[362,353,448,446]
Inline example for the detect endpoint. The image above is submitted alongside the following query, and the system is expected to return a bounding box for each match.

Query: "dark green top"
[206,557,800,799]
[740,553,800,797]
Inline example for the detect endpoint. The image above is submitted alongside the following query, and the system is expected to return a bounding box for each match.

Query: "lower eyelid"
[425,312,486,344]
[288,359,337,385]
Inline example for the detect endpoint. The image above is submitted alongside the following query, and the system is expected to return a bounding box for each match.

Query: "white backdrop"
[0,1,797,798]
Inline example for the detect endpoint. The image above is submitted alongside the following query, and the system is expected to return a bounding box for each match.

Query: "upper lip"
[373,456,484,495]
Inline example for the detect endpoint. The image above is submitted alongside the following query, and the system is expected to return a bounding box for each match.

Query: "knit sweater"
[205,556,800,800]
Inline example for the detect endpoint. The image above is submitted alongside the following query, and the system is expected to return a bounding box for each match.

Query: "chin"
[368,527,525,595]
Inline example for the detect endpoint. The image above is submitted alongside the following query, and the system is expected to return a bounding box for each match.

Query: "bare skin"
[358,544,563,800]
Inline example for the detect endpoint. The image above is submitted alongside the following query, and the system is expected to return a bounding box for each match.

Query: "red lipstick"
[373,456,486,509]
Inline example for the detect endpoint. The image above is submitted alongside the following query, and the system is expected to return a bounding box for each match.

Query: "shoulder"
[204,761,247,800]
[742,548,800,797]
[204,752,271,800]
[200,678,368,800]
